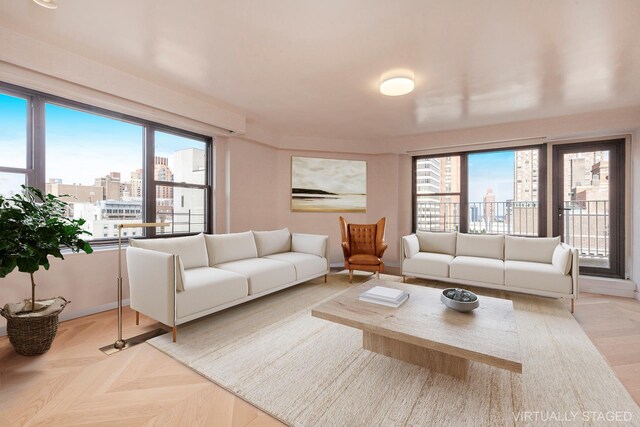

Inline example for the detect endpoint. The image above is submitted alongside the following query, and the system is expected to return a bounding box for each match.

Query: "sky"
[0,93,204,195]
[468,150,515,203]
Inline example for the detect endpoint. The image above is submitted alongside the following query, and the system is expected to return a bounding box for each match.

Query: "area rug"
[148,273,640,426]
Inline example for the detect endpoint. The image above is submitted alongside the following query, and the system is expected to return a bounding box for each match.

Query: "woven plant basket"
[1,297,69,356]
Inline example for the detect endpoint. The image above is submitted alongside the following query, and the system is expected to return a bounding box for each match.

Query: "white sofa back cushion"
[292,233,327,258]
[253,228,291,257]
[456,233,504,260]
[204,231,258,266]
[130,233,208,270]
[403,235,420,259]
[416,231,457,255]
[552,244,572,275]
[505,235,560,264]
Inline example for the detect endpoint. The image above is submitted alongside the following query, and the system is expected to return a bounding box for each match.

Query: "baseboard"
[0,299,130,337]
[580,276,637,298]
[635,291,640,303]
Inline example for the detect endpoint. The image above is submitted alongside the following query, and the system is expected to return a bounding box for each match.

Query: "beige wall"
[221,137,412,265]
[0,249,130,333]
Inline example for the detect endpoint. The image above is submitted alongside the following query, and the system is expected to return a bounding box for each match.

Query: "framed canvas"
[291,156,366,212]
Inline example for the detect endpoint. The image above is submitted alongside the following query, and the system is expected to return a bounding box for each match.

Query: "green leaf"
[0,186,93,278]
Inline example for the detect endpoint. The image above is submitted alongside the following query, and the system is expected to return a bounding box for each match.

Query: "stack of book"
[359,286,409,308]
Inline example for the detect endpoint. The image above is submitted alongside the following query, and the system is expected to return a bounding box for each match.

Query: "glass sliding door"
[552,139,625,278]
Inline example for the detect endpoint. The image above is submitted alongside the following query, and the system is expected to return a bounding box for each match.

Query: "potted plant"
[0,186,93,356]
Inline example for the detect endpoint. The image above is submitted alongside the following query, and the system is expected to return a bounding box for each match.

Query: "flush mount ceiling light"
[33,0,58,9]
[379,76,414,96]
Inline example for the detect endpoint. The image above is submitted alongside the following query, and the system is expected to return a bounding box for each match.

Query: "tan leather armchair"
[339,216,388,283]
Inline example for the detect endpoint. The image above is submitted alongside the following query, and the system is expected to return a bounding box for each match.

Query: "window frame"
[412,145,547,236]
[0,88,34,191]
[0,81,214,245]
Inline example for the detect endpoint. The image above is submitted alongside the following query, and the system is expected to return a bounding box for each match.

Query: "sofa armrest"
[563,243,580,299]
[126,247,177,326]
[292,233,330,269]
[402,234,420,259]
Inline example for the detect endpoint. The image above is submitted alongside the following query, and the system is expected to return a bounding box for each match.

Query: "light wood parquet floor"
[1,284,638,426]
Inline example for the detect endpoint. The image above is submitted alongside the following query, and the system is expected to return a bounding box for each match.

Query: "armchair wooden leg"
[570,299,575,314]
[402,275,406,283]
[349,270,353,283]
[135,311,139,326]
[172,326,177,343]
[324,274,327,283]
[376,271,380,279]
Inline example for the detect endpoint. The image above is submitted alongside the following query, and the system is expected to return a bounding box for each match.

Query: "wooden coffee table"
[311,280,522,379]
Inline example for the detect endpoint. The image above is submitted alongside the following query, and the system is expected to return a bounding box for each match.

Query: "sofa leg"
[324,274,327,283]
[135,311,139,326]
[570,299,575,314]
[402,275,406,283]
[349,270,353,283]
[172,326,177,343]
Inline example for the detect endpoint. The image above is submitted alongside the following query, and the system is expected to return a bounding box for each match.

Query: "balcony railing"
[562,200,609,267]
[416,199,610,266]
[156,210,206,235]
[416,201,539,236]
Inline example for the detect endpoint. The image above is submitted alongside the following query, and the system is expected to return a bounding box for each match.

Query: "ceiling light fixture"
[33,0,58,9]
[380,76,414,96]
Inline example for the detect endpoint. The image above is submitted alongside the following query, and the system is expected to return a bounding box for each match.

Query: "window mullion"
[460,154,468,233]
[29,95,47,192]
[144,124,156,238]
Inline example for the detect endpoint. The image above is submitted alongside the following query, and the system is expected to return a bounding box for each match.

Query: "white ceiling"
[2,0,640,141]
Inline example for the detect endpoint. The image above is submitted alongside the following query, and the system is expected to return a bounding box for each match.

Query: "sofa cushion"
[450,256,504,285]
[204,231,258,266]
[505,235,560,264]
[176,267,248,318]
[265,252,327,280]
[505,260,572,294]
[402,252,454,278]
[253,228,291,257]
[292,233,328,258]
[215,258,296,295]
[130,233,208,269]
[348,254,382,266]
[456,233,504,260]
[403,235,420,259]
[552,245,572,275]
[416,231,456,255]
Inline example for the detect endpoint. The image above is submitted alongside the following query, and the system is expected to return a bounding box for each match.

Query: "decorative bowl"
[440,288,479,312]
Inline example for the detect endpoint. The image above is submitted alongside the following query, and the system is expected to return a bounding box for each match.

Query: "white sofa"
[127,228,329,341]
[401,232,579,312]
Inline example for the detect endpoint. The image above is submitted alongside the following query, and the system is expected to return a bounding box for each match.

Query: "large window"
[413,147,545,236]
[468,149,539,236]
[0,82,213,243]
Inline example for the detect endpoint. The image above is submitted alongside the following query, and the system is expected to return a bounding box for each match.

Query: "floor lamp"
[99,223,168,355]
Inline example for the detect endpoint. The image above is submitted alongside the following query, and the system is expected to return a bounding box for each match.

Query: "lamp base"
[99,328,167,355]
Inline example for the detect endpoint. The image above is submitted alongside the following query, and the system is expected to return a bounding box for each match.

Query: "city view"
[0,98,207,240]
[415,149,610,266]
[46,150,206,240]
